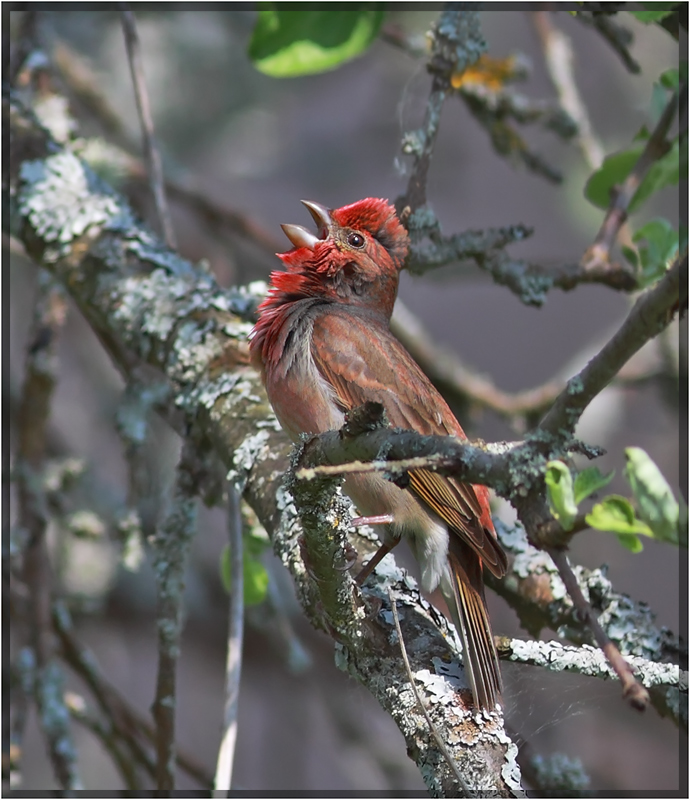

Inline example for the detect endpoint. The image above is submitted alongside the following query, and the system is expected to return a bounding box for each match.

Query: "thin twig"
[389,592,472,797]
[584,89,678,271]
[547,548,649,710]
[574,9,640,74]
[214,488,245,793]
[119,4,176,249]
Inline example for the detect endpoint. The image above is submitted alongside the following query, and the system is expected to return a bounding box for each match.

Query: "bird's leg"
[350,514,394,527]
[349,514,398,583]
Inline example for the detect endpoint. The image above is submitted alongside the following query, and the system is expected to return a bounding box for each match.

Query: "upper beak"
[280,199,332,251]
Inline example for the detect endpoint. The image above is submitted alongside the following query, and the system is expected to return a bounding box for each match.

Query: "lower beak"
[280,199,333,251]
[280,223,320,251]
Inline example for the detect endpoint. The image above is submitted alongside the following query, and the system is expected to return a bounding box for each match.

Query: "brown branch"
[119,4,176,249]
[547,549,649,711]
[584,89,678,272]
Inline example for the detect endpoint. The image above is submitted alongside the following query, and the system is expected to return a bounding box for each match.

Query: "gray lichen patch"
[226,429,272,493]
[18,151,135,258]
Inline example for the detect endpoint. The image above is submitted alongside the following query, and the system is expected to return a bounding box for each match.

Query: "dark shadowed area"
[8,7,683,794]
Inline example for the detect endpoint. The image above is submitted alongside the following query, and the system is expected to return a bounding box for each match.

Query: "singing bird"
[249,197,507,710]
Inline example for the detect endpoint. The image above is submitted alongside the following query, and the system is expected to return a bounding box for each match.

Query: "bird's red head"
[250,198,409,367]
[273,197,408,316]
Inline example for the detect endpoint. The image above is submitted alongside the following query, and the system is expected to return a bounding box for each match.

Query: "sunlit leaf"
[629,2,680,23]
[584,147,643,209]
[545,461,578,531]
[586,495,654,538]
[249,3,385,77]
[630,138,679,213]
[624,447,680,545]
[573,466,615,505]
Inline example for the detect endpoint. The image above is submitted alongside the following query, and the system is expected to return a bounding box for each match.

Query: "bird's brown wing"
[310,309,506,577]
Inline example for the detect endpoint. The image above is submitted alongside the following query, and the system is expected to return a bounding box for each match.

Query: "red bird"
[250,198,507,711]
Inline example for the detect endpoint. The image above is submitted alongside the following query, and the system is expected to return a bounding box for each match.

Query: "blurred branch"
[546,549,649,711]
[391,299,668,429]
[573,6,641,74]
[52,602,214,788]
[65,691,139,791]
[119,4,176,249]
[532,11,604,170]
[14,268,82,791]
[151,441,200,792]
[8,8,39,85]
[584,89,679,273]
[214,489,244,792]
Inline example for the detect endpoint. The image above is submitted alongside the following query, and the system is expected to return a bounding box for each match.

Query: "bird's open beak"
[280,199,332,251]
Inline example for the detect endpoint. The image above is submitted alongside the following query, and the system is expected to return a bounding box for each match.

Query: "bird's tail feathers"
[443,553,502,712]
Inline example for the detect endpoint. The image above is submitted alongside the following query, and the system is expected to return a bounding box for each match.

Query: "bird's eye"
[347,231,365,249]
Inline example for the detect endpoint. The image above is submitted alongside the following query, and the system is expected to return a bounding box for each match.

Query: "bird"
[249,197,507,711]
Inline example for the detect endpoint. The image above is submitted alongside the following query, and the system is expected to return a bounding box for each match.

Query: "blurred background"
[7,6,684,793]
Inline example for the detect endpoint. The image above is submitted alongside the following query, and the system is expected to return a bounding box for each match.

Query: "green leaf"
[659,68,680,91]
[633,218,679,288]
[584,146,643,209]
[249,3,385,77]
[545,461,578,531]
[586,495,654,537]
[621,245,639,268]
[243,557,270,605]
[650,81,669,125]
[624,447,680,545]
[629,139,679,213]
[220,546,270,605]
[630,3,680,23]
[573,466,615,505]
[617,533,644,553]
